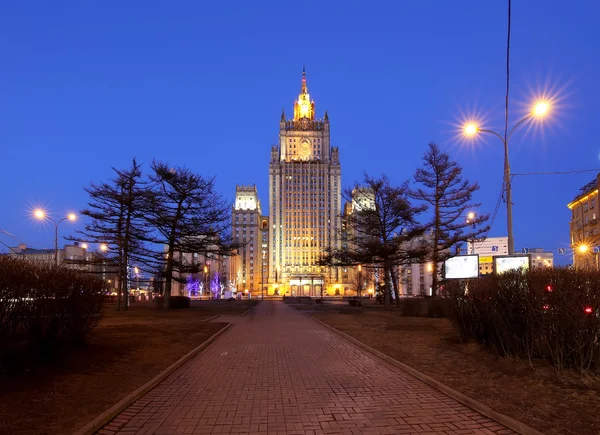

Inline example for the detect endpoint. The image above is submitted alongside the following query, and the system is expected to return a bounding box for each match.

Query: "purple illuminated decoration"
[186,275,200,297]
[210,272,221,299]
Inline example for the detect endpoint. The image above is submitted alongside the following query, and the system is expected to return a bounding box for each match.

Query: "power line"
[512,169,600,177]
[474,0,511,251]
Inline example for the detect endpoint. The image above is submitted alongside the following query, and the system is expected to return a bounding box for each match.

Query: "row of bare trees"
[73,159,236,310]
[323,143,490,309]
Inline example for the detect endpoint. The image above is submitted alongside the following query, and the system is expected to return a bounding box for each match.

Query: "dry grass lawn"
[308,307,600,435]
[0,300,257,435]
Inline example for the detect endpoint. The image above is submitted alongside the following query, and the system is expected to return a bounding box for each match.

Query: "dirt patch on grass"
[0,300,256,435]
[311,310,600,435]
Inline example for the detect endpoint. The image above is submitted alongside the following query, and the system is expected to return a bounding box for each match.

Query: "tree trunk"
[163,251,174,310]
[431,257,439,298]
[432,185,441,298]
[117,275,122,311]
[383,262,391,310]
[390,267,400,307]
[121,254,129,310]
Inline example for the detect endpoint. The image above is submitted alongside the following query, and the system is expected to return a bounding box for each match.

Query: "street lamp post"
[463,101,550,255]
[465,211,477,254]
[204,265,209,299]
[33,209,76,266]
[261,257,264,300]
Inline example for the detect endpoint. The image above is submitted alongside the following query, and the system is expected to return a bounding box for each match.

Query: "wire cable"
[512,169,600,177]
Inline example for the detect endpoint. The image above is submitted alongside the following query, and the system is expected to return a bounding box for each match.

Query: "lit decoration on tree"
[186,275,200,297]
[211,272,221,299]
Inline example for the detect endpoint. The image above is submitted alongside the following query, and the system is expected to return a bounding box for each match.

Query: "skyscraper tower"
[268,69,342,296]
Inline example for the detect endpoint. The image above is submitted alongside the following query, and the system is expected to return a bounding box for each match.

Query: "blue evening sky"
[1,1,599,265]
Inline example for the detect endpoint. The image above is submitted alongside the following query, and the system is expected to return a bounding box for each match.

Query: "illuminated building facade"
[568,173,600,269]
[268,69,342,295]
[231,185,262,294]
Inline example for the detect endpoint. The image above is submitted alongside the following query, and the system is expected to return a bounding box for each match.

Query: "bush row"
[153,295,190,309]
[443,268,600,374]
[0,256,105,372]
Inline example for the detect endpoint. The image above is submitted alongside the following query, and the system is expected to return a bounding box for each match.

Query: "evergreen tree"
[141,161,235,309]
[322,174,427,309]
[411,143,490,296]
[76,158,149,310]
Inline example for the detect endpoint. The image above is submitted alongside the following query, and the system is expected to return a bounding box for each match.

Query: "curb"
[72,323,232,435]
[201,315,219,323]
[306,313,545,435]
[240,301,260,317]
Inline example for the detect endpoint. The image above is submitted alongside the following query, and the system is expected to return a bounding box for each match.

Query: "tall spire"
[301,65,307,95]
[294,66,315,120]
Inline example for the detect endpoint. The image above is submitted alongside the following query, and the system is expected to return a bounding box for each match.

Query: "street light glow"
[100,244,108,252]
[81,243,88,249]
[68,213,77,221]
[463,123,478,137]
[34,208,46,220]
[578,244,589,253]
[533,100,550,117]
[467,212,475,220]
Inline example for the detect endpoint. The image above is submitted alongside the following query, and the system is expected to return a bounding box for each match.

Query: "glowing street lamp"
[465,212,478,253]
[578,244,590,254]
[99,243,109,252]
[461,99,552,255]
[33,208,77,266]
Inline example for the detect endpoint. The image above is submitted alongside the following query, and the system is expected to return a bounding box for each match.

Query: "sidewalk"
[96,301,516,435]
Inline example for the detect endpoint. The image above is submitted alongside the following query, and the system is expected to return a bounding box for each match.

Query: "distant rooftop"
[572,175,599,201]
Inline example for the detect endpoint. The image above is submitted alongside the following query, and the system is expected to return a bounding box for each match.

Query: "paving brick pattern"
[96,301,517,435]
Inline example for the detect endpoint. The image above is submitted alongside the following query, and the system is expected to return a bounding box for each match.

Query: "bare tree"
[75,158,149,310]
[141,161,235,309]
[411,143,490,296]
[322,174,427,309]
[351,265,373,298]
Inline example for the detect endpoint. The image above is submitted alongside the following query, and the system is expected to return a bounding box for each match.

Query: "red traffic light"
[546,285,553,292]
[584,306,593,315]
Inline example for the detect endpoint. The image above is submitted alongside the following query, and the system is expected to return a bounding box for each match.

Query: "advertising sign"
[494,255,531,274]
[444,255,479,279]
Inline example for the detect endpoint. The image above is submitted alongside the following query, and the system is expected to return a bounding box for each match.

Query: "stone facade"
[568,173,600,269]
[231,185,262,295]
[267,69,342,296]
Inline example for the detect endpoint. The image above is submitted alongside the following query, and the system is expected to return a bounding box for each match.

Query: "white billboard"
[494,255,531,274]
[444,255,479,279]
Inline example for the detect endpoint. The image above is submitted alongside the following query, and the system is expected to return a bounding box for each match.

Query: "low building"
[568,174,600,269]
[526,248,554,268]
[8,242,91,266]
[6,242,120,288]
[467,236,509,275]
[399,262,434,296]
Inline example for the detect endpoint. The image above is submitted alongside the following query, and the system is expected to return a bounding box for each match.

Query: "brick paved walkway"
[96,301,516,435]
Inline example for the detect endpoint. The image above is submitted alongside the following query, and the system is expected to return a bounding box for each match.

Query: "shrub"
[348,298,361,307]
[154,295,191,309]
[0,256,105,372]
[443,268,600,374]
[400,298,426,316]
[395,298,452,318]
